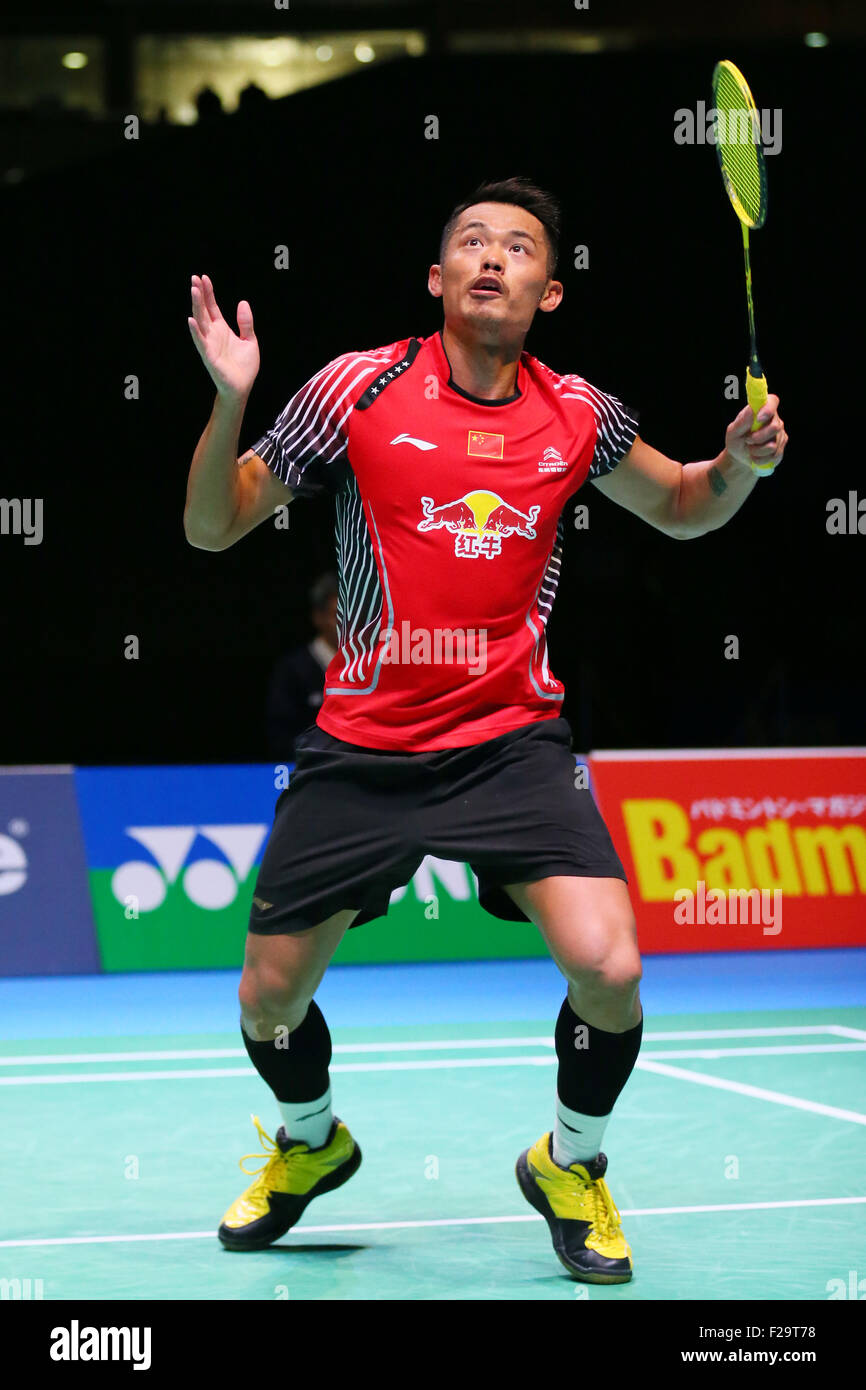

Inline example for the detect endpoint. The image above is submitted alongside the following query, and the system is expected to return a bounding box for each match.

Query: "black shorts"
[248,715,627,935]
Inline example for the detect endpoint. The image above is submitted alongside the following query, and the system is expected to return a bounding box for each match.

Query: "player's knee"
[571,954,641,997]
[603,951,642,995]
[238,963,309,1024]
[563,917,642,995]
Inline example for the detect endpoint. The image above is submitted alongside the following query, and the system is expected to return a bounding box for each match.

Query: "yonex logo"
[111,824,268,913]
[390,433,437,451]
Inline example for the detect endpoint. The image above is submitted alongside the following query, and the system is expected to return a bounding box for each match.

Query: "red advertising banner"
[588,749,866,953]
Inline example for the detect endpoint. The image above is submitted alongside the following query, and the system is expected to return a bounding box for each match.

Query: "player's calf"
[219,914,363,1249]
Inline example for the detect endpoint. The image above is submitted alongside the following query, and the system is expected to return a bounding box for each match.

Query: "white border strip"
[0,765,74,775]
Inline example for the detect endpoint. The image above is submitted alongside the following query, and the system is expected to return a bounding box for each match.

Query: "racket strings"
[712,64,767,229]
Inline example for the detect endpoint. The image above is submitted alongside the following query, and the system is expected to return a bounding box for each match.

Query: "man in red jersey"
[185,176,787,1283]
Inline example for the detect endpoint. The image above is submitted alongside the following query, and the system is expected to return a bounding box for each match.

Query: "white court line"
[640,1026,860,1040]
[636,1059,866,1125]
[5,1042,866,1087]
[827,1025,866,1041]
[0,1048,248,1067]
[0,1059,557,1085]
[0,1040,556,1066]
[638,1044,866,1059]
[3,1043,866,1085]
[1,1195,864,1250]
[0,1025,858,1067]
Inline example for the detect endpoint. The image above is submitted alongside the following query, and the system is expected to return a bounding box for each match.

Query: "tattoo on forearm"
[238,450,255,467]
[708,466,727,497]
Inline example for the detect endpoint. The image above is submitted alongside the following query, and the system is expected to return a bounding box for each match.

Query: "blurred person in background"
[266,572,338,760]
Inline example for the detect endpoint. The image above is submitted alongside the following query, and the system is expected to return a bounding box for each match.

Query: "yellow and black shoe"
[218,1113,362,1251]
[516,1133,633,1283]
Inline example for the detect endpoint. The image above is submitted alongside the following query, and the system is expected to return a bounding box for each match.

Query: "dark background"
[3,6,862,763]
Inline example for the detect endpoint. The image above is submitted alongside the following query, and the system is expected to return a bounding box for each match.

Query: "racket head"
[711,59,768,230]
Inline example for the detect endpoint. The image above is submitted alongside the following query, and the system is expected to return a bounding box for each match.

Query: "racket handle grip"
[745,368,775,475]
[746,369,768,432]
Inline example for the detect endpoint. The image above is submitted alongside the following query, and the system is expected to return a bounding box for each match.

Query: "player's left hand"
[725,395,787,476]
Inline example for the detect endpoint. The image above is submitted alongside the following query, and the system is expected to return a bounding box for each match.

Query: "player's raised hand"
[187,273,260,400]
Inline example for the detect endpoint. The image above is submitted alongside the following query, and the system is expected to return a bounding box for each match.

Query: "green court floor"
[1,1006,864,1300]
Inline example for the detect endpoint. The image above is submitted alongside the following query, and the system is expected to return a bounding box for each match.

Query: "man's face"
[428,201,563,340]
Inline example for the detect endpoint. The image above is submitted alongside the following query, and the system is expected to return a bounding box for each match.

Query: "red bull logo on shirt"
[417,490,541,559]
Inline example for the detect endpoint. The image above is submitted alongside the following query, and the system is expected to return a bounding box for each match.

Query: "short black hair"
[439,176,562,280]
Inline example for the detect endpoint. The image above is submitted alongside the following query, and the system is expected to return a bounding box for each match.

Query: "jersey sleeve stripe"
[250,350,395,493]
[557,376,640,478]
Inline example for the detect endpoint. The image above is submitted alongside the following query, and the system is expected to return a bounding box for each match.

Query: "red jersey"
[249,329,639,750]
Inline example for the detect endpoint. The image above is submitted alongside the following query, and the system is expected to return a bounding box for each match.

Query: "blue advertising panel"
[0,768,100,976]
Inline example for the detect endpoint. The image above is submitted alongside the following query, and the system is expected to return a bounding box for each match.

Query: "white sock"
[552,1093,610,1168]
[278,1086,333,1149]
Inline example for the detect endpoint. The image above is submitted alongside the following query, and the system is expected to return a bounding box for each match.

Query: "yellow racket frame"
[712,59,772,471]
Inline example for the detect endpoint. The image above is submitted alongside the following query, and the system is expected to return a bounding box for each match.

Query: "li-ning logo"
[50,1321,151,1371]
[418,490,540,559]
[111,825,268,913]
[390,433,437,451]
[538,446,567,473]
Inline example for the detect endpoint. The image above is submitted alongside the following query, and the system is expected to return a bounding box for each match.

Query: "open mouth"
[469,278,503,297]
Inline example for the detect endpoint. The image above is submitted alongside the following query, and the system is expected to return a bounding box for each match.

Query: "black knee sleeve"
[241,998,332,1102]
[554,994,643,1116]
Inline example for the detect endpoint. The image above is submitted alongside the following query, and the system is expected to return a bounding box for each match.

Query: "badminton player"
[184,177,786,1283]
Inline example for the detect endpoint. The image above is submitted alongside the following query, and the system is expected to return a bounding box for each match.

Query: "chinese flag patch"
[467,430,504,459]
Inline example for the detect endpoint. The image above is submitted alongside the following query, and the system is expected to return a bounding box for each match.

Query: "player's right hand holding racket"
[724,394,787,475]
[187,273,260,402]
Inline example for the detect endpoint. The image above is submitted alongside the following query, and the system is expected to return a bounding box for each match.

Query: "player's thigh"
[503,875,641,987]
[240,908,359,1014]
